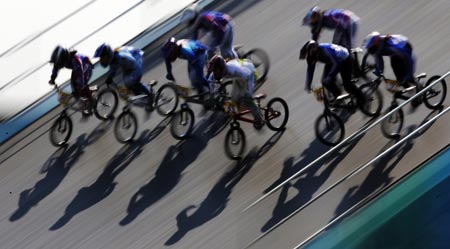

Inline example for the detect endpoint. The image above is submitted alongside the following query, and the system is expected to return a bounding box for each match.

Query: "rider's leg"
[124,72,154,109]
[322,64,342,99]
[341,58,366,103]
[239,94,263,128]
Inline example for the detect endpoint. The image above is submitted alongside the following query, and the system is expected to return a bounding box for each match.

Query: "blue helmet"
[302,6,321,26]
[94,43,114,67]
[362,31,381,52]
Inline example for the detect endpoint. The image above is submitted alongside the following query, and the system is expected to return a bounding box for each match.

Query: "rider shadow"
[119,113,231,226]
[165,130,285,245]
[49,117,171,230]
[9,134,89,222]
[260,133,365,233]
[332,136,414,222]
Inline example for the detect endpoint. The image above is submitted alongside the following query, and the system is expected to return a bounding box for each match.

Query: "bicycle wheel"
[224,123,246,160]
[243,48,270,87]
[423,75,447,109]
[265,97,289,131]
[359,83,383,117]
[314,111,345,146]
[155,83,179,116]
[94,88,118,120]
[360,52,376,79]
[114,111,138,143]
[381,105,404,139]
[170,107,195,140]
[50,114,73,147]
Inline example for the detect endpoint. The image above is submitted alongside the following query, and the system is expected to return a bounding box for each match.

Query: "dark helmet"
[207,55,227,80]
[299,40,318,60]
[50,45,70,68]
[94,43,114,67]
[161,37,178,61]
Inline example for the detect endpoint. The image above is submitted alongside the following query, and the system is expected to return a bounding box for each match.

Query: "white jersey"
[225,58,255,101]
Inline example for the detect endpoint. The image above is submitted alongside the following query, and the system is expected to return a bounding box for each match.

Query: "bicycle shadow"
[260,133,365,233]
[119,113,232,226]
[85,119,114,145]
[332,135,414,222]
[49,117,171,230]
[165,130,285,245]
[405,106,444,139]
[9,134,89,222]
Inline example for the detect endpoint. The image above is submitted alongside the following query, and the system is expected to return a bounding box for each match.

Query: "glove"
[373,69,383,77]
[48,79,55,85]
[166,73,175,81]
[105,76,113,86]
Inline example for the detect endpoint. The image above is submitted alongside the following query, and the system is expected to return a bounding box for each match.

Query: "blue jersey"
[193,11,232,39]
[108,46,143,78]
[177,39,208,64]
[312,9,359,41]
[374,35,414,79]
[305,43,349,89]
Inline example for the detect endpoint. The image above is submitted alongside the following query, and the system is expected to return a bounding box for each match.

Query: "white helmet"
[180,3,202,24]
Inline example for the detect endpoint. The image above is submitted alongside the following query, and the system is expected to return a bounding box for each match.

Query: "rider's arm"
[305,58,316,91]
[49,66,59,84]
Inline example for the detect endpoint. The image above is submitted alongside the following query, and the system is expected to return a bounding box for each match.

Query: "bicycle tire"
[360,52,376,79]
[314,111,345,146]
[265,97,289,131]
[170,107,195,140]
[381,105,403,139]
[243,48,270,87]
[50,114,73,147]
[114,111,138,143]
[94,88,118,120]
[224,123,246,160]
[359,84,383,117]
[155,83,179,116]
[423,75,447,109]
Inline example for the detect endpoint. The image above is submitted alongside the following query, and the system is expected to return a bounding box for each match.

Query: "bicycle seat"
[89,85,98,91]
[350,47,363,53]
[415,73,427,80]
[253,93,267,100]
[148,80,158,87]
[336,93,350,101]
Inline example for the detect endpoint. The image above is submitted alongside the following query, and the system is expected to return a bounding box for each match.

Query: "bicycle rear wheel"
[170,107,195,140]
[114,111,138,143]
[265,97,289,131]
[359,83,383,117]
[155,83,179,116]
[314,111,345,146]
[243,48,270,87]
[95,88,118,120]
[50,114,73,147]
[224,123,246,160]
[380,105,403,139]
[423,75,447,109]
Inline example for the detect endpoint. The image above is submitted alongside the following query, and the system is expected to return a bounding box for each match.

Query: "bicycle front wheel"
[423,75,447,109]
[265,97,289,131]
[380,106,403,139]
[50,114,73,147]
[170,108,195,140]
[95,88,118,120]
[224,123,246,160]
[359,83,383,117]
[155,83,179,116]
[114,111,138,143]
[314,111,345,146]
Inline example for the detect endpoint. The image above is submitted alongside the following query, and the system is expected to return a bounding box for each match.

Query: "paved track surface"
[1,0,450,248]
